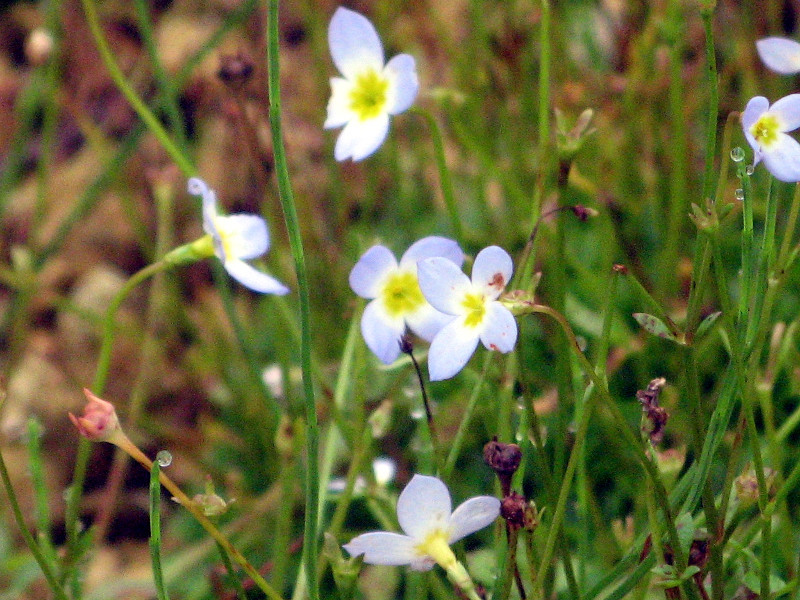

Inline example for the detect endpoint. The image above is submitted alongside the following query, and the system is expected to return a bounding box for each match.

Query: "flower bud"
[69,389,122,443]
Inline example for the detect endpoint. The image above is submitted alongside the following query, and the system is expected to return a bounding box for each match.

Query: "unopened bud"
[191,476,234,517]
[69,389,122,443]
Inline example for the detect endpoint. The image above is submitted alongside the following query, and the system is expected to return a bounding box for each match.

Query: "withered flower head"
[637,377,668,444]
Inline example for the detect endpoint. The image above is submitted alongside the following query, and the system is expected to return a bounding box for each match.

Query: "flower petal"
[405,303,454,342]
[189,177,219,236]
[384,54,419,115]
[757,37,800,75]
[334,114,391,161]
[223,260,289,295]
[350,245,398,298]
[471,246,513,299]
[214,214,269,260]
[324,77,355,129]
[761,133,800,182]
[399,236,463,270]
[361,299,405,364]
[427,317,480,381]
[328,7,384,80]
[742,96,769,160]
[417,257,472,315]
[397,474,452,539]
[479,303,518,353]
[447,496,501,544]
[343,532,417,566]
[769,93,800,133]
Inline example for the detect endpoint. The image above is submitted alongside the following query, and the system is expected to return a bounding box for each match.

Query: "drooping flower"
[69,389,122,443]
[757,37,800,74]
[349,236,463,364]
[742,95,800,182]
[324,7,418,161]
[186,178,289,294]
[343,474,498,599]
[418,246,517,381]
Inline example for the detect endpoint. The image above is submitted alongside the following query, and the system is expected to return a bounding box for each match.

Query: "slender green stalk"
[700,5,719,203]
[149,461,171,600]
[80,0,195,176]
[530,0,551,225]
[737,166,755,348]
[265,3,319,599]
[410,107,464,243]
[0,445,69,600]
[215,541,249,600]
[26,419,57,566]
[441,353,493,481]
[776,184,800,271]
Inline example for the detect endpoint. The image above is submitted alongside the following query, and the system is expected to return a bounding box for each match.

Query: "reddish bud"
[69,389,121,442]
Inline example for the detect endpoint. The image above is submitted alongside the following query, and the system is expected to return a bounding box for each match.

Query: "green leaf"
[633,313,683,344]
[695,311,722,339]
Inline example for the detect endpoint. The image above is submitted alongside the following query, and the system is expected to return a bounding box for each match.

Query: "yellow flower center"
[349,69,389,121]
[381,271,425,317]
[462,293,487,328]
[751,113,780,148]
[415,530,457,570]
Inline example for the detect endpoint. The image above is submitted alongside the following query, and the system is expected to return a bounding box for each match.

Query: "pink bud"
[69,389,120,442]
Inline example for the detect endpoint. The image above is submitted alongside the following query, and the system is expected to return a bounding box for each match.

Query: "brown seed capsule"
[484,437,522,496]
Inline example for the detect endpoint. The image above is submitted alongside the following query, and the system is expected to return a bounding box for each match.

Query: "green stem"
[700,6,719,204]
[410,107,464,243]
[80,0,195,176]
[265,3,319,600]
[0,445,69,600]
[149,461,171,600]
[531,0,551,225]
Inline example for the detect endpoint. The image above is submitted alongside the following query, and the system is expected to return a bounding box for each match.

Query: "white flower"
[343,474,499,572]
[757,37,800,74]
[324,7,418,161]
[187,178,289,294]
[742,95,800,183]
[418,246,518,381]
[349,237,463,364]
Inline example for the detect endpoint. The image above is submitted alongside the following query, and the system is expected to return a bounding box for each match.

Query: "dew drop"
[746,164,755,176]
[156,450,172,467]
[730,147,745,162]
[735,188,745,201]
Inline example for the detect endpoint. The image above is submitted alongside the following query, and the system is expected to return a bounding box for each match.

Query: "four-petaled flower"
[757,37,800,75]
[742,95,800,182]
[418,246,518,381]
[325,7,418,161]
[349,237,463,364]
[343,474,499,574]
[188,178,290,294]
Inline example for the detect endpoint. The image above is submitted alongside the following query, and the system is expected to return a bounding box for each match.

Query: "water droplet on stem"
[730,147,745,162]
[156,450,172,467]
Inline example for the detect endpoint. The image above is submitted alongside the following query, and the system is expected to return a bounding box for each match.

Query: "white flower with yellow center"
[742,95,800,182]
[343,474,499,600]
[418,246,517,381]
[188,178,289,294]
[349,237,463,364]
[757,37,800,74]
[324,7,419,162]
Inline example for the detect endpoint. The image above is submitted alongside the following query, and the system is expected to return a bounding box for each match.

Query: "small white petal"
[350,245,398,299]
[397,475,452,540]
[417,257,472,315]
[214,214,269,260]
[447,496,501,544]
[479,304,518,353]
[343,532,417,566]
[757,37,800,75]
[223,260,289,295]
[769,94,800,132]
[334,114,391,162]
[471,246,513,299]
[399,236,463,270]
[324,77,355,129]
[405,303,454,342]
[328,7,384,80]
[384,54,419,115]
[427,317,480,381]
[361,300,405,364]
[762,133,800,182]
[742,96,769,158]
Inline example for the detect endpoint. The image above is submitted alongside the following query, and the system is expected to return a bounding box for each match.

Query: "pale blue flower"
[742,95,800,182]
[349,237,462,364]
[418,246,517,381]
[187,178,289,294]
[757,37,800,74]
[325,7,419,161]
[343,474,499,574]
